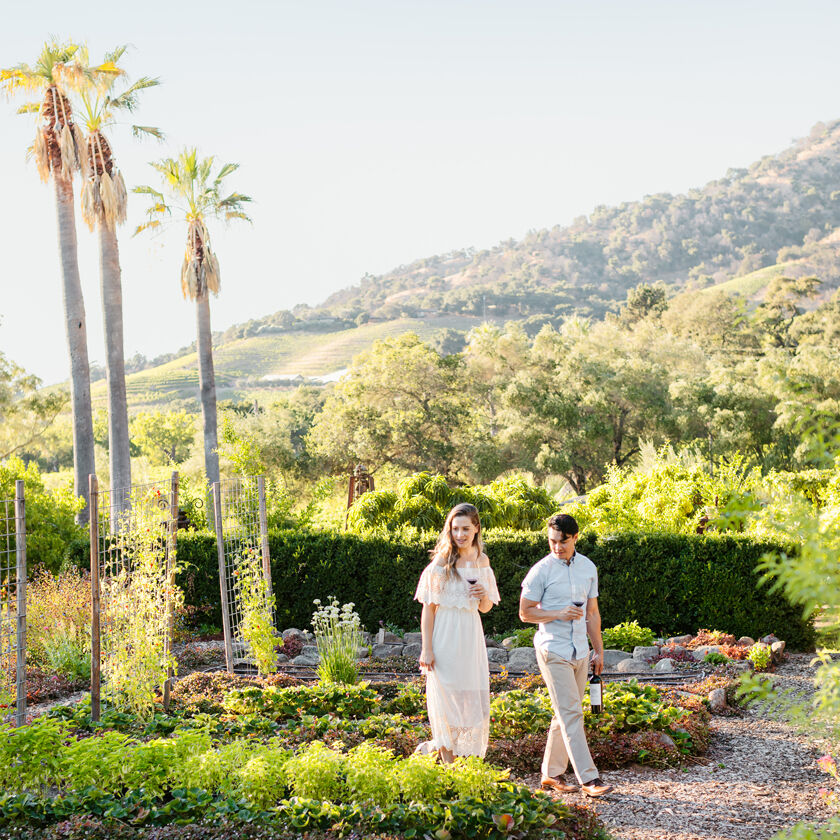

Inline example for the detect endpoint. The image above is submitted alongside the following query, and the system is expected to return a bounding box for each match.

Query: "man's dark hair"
[547,513,579,538]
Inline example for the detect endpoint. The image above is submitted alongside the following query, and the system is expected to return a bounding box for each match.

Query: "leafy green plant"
[444,756,509,799]
[510,626,536,648]
[344,743,397,807]
[382,681,425,717]
[747,642,772,671]
[601,620,655,652]
[101,509,183,721]
[283,740,346,800]
[233,547,281,675]
[703,651,729,666]
[223,682,379,719]
[312,597,363,685]
[43,635,91,682]
[490,689,554,739]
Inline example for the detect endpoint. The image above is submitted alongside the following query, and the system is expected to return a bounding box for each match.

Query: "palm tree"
[75,46,162,504]
[1,40,107,522]
[134,149,251,499]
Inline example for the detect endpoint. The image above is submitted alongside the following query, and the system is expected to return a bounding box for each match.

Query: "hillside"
[113,118,840,407]
[92,315,491,410]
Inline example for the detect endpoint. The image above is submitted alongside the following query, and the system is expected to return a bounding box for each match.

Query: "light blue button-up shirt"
[521,551,599,661]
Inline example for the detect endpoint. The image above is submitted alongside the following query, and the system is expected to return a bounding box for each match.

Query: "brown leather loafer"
[541,775,578,793]
[581,777,613,797]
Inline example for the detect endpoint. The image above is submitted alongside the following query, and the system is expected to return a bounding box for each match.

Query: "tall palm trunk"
[99,222,131,513]
[55,173,95,523]
[195,289,220,505]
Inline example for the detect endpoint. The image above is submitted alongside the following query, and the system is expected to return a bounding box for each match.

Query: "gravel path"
[531,654,836,840]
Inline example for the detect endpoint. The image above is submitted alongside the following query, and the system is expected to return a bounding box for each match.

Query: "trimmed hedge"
[66,529,814,648]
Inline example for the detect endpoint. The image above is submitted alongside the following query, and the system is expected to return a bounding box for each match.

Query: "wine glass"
[570,583,586,619]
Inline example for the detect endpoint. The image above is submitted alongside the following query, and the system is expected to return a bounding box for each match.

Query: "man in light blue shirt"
[519,513,611,798]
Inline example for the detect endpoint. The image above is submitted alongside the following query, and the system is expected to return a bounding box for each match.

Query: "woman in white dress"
[414,503,500,762]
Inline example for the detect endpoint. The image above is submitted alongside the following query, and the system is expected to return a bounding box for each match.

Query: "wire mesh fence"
[0,481,26,726]
[212,476,272,672]
[89,473,179,720]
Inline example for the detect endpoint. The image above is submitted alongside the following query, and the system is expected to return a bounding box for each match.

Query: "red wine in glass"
[466,576,478,585]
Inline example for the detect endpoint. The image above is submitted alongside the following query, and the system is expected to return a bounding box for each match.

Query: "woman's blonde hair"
[431,503,483,580]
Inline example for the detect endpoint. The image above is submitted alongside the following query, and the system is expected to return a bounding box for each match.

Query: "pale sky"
[2,0,840,384]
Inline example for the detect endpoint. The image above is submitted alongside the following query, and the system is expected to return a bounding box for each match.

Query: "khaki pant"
[536,647,598,784]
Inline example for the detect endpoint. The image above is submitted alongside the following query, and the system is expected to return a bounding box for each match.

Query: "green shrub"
[747,642,773,671]
[347,472,554,532]
[393,752,445,803]
[223,682,379,719]
[490,690,554,739]
[283,740,346,800]
[344,743,398,807]
[703,651,729,666]
[601,620,656,652]
[0,458,84,574]
[509,626,536,648]
[67,527,811,648]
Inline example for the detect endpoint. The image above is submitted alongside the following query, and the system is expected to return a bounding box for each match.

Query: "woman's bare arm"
[419,602,437,670]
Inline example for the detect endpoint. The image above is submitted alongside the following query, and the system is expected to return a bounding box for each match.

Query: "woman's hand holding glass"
[468,581,487,600]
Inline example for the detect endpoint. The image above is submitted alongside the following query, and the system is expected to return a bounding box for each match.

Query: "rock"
[372,643,403,659]
[489,661,504,673]
[378,631,403,645]
[403,632,423,646]
[760,634,780,646]
[663,644,688,658]
[276,653,289,664]
[648,731,677,749]
[771,640,786,662]
[300,631,316,644]
[487,647,509,664]
[507,647,539,673]
[616,659,650,674]
[708,688,728,713]
[361,631,375,645]
[403,643,422,659]
[282,628,304,642]
[633,645,661,662]
[666,634,693,645]
[730,660,754,672]
[654,658,675,673]
[485,636,503,649]
[292,653,319,666]
[301,645,319,659]
[355,647,370,660]
[501,636,517,651]
[737,636,755,647]
[602,649,633,669]
[692,645,722,661]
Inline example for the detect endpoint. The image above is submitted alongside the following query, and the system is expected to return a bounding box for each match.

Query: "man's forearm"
[520,604,561,624]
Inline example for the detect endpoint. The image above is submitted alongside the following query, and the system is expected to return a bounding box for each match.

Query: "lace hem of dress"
[417,723,489,758]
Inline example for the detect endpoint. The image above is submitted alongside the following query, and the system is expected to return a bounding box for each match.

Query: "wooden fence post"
[14,480,26,727]
[213,483,234,673]
[89,474,101,722]
[257,476,273,602]
[163,472,179,710]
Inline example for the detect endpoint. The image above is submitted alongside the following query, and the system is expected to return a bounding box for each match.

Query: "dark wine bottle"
[589,673,602,714]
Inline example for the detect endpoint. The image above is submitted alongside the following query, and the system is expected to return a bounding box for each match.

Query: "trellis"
[0,481,25,726]
[212,476,272,672]
[89,473,179,720]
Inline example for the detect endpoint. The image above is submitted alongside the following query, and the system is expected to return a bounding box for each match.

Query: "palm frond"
[133,184,166,201]
[134,220,161,235]
[131,124,164,140]
[15,101,40,114]
[103,45,128,66]
[225,210,253,222]
[214,162,239,183]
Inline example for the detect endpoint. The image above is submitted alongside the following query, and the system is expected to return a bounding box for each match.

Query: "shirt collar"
[550,551,576,567]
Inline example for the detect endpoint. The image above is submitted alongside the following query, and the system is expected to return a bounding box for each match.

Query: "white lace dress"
[413,561,501,757]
